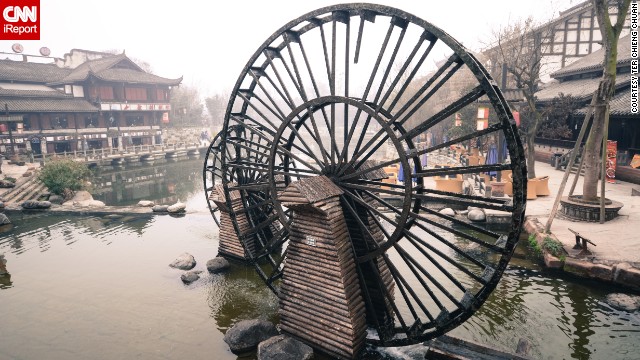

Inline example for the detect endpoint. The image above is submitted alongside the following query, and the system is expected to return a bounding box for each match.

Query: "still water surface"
[0,159,638,359]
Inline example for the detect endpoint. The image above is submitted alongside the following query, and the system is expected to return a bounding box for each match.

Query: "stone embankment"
[525,218,640,291]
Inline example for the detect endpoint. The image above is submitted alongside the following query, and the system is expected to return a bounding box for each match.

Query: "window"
[52,116,68,129]
[125,115,144,127]
[98,86,114,100]
[156,89,168,101]
[85,115,99,128]
[23,117,31,130]
[125,87,147,101]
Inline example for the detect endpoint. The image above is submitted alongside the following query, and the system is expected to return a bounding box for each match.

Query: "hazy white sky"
[2,0,578,97]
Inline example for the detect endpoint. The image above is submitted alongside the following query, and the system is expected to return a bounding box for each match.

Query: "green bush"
[37,159,92,196]
[3,176,16,183]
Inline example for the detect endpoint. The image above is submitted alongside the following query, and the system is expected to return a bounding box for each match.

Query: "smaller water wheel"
[206,3,527,357]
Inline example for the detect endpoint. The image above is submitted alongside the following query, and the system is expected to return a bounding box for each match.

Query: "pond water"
[0,159,638,360]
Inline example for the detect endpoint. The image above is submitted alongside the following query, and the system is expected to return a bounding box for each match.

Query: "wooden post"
[599,104,610,223]
[545,105,594,234]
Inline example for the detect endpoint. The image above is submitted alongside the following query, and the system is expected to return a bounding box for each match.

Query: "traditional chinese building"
[0,49,182,156]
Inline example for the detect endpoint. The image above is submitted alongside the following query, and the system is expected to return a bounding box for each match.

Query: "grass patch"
[541,236,565,258]
[527,233,541,256]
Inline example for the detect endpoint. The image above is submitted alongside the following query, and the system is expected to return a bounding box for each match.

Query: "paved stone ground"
[527,161,640,266]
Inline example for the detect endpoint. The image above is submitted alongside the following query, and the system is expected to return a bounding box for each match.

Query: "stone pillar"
[278,176,366,359]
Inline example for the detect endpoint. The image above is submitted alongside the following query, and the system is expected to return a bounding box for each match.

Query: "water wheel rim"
[216,3,526,346]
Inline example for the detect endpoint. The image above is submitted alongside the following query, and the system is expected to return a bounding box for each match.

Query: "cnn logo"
[0,0,40,40]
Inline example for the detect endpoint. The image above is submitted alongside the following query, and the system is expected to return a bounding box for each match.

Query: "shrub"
[37,159,92,196]
[3,176,16,183]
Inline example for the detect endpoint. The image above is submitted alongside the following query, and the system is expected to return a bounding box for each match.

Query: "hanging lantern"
[454,113,462,126]
[477,107,489,130]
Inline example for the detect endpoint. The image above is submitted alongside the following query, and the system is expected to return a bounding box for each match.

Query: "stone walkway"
[524,160,640,290]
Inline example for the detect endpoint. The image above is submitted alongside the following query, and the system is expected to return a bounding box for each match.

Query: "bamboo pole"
[599,104,611,223]
[568,145,587,196]
[545,106,594,234]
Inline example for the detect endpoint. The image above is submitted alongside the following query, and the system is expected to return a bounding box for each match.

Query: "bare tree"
[486,17,552,179]
[205,93,229,127]
[170,86,204,127]
[580,0,631,201]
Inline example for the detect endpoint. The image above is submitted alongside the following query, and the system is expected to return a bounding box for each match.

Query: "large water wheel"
[205,3,526,352]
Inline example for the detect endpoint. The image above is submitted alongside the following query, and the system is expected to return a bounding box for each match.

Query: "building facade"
[0,49,182,156]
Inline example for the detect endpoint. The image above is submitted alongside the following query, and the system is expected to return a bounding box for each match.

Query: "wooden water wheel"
[207,3,526,350]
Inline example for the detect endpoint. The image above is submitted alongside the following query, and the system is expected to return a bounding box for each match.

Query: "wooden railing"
[32,142,204,163]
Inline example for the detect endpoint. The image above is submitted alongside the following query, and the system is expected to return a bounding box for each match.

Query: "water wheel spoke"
[212,4,526,348]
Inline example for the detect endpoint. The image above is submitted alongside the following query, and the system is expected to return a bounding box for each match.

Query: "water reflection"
[0,157,639,359]
[91,158,203,206]
[206,263,279,333]
[0,213,154,256]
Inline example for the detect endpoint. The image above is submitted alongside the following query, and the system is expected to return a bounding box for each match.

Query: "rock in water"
[169,253,196,270]
[439,208,456,216]
[167,202,186,213]
[152,205,169,212]
[606,293,640,312]
[137,200,155,207]
[0,213,10,225]
[224,319,279,355]
[207,257,230,274]
[468,209,486,222]
[181,271,200,284]
[258,335,313,360]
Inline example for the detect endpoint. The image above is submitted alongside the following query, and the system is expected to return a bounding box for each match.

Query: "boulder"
[258,335,313,360]
[207,257,230,274]
[605,293,640,312]
[0,180,15,188]
[70,190,93,202]
[467,209,486,222]
[22,171,33,177]
[439,208,456,216]
[137,200,155,207]
[152,205,170,212]
[167,202,186,213]
[224,319,279,355]
[181,270,201,284]
[0,213,8,226]
[48,194,64,205]
[169,253,196,270]
[85,200,106,207]
[21,200,51,209]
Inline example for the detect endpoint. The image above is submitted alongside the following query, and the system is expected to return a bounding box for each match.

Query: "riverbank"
[2,158,639,292]
[523,161,640,291]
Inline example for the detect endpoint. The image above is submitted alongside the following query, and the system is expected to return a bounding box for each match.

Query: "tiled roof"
[535,73,631,102]
[0,88,70,98]
[0,98,98,112]
[96,68,182,85]
[0,59,70,82]
[575,87,636,117]
[552,35,632,78]
[50,53,181,86]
